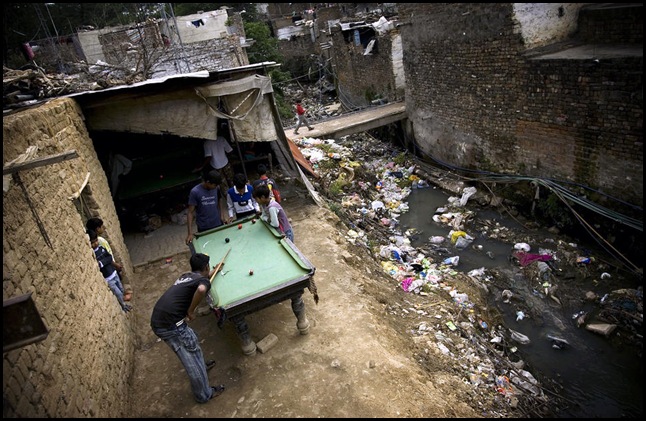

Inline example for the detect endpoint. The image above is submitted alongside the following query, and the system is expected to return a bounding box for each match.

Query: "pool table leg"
[291,292,310,335]
[231,316,257,356]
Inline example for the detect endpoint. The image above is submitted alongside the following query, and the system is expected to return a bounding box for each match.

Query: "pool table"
[192,215,316,355]
[116,150,201,202]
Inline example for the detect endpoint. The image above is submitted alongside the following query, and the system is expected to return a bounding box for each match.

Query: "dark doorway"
[91,131,203,233]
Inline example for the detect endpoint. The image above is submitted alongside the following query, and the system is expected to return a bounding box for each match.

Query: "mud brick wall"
[398,3,643,207]
[3,98,136,417]
[278,36,321,79]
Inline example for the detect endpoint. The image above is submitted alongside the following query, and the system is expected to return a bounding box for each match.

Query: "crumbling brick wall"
[398,3,643,206]
[3,98,136,417]
[329,26,400,108]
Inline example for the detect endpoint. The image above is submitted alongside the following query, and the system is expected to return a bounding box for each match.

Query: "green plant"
[268,68,293,119]
[536,192,574,230]
[317,159,338,171]
[328,201,341,215]
[317,143,335,154]
[364,87,378,102]
[328,180,347,196]
[393,152,407,166]
[244,21,281,63]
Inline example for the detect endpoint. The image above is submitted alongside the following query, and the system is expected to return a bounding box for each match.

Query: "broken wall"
[76,11,246,79]
[329,25,402,108]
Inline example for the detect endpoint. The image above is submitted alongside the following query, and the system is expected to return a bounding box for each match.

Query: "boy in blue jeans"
[88,229,132,312]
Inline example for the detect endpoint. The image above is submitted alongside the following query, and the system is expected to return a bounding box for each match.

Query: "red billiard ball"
[238,224,242,229]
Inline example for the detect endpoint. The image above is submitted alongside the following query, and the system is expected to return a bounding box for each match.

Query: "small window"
[3,292,49,353]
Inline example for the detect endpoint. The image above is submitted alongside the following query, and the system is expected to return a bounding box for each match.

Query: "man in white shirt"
[194,121,235,197]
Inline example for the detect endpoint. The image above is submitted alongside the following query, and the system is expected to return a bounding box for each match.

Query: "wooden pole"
[209,248,231,283]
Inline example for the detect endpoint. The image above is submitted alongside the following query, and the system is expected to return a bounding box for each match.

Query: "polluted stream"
[294,131,641,416]
[398,184,643,418]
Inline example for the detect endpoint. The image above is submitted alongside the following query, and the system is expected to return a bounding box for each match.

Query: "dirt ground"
[126,186,494,418]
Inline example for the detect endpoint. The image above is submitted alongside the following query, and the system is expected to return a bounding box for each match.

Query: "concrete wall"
[3,98,136,417]
[76,10,246,78]
[513,3,584,49]
[172,9,229,44]
[398,3,643,206]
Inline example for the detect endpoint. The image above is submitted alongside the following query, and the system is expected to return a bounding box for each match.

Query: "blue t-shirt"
[188,183,222,232]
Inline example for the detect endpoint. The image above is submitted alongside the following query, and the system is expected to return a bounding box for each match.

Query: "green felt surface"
[193,217,314,309]
[116,149,201,201]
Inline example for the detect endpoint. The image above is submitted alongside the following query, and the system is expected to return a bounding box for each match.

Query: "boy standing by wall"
[88,229,132,312]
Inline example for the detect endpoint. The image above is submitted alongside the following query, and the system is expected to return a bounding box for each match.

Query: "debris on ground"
[285,130,642,417]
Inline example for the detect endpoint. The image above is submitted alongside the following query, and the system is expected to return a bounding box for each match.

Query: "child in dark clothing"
[252,163,281,203]
[88,229,132,312]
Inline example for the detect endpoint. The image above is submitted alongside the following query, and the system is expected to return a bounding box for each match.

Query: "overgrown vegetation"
[535,192,575,230]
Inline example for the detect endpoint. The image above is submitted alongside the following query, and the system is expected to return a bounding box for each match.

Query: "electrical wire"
[549,183,642,274]
[405,137,642,275]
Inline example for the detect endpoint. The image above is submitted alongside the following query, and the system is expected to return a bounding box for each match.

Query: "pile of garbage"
[291,132,564,416]
[291,130,643,416]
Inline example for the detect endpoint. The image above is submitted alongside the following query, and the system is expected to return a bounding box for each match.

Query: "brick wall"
[177,36,248,72]
[3,98,136,417]
[578,5,643,44]
[135,35,246,78]
[398,3,643,206]
[77,19,245,79]
[278,34,319,76]
[330,27,400,108]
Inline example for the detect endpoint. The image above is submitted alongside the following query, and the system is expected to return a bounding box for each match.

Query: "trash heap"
[292,132,560,416]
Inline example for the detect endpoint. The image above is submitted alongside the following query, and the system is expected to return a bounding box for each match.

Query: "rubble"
[3,63,145,111]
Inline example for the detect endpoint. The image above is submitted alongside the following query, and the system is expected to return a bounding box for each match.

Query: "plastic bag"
[455,236,472,249]
[514,242,531,252]
[442,256,460,266]
[458,186,477,206]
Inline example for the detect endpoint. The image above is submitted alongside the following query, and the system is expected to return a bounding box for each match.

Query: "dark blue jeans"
[152,322,212,403]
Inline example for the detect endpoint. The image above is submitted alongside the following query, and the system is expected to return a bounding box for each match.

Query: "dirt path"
[128,190,483,418]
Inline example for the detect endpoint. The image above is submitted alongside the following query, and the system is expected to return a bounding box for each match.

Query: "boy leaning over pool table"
[253,184,294,243]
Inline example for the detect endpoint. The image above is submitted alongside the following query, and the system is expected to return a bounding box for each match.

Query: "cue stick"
[209,248,231,284]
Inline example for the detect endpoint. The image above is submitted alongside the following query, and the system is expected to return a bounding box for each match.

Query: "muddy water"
[398,186,643,418]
